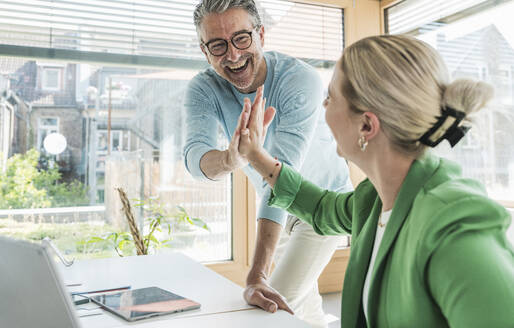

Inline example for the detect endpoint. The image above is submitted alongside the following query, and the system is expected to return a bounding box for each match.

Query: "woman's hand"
[237,85,276,161]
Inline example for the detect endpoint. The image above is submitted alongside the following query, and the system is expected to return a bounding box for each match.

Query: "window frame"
[0,101,14,167]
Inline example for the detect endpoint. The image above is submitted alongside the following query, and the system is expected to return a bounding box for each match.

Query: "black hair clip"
[419,106,470,148]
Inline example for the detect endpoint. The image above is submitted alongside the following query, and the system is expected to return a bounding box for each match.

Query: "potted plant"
[86,188,209,257]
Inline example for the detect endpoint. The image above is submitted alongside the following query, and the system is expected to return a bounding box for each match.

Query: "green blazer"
[269,154,514,327]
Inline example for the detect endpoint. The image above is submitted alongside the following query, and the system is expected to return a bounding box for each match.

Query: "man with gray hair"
[183,1,353,326]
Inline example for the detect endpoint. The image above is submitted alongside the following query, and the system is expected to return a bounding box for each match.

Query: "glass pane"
[111,131,121,151]
[38,129,50,151]
[0,0,342,61]
[386,0,489,35]
[44,70,59,89]
[412,2,514,203]
[387,1,514,243]
[0,0,345,263]
[96,172,105,186]
[122,132,130,151]
[260,0,343,60]
[41,118,58,126]
[0,58,232,262]
[97,131,108,151]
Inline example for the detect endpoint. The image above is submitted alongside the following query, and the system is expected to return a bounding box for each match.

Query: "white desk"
[60,252,309,327]
[109,309,305,328]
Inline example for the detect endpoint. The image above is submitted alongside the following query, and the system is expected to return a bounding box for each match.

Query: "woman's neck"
[362,147,414,212]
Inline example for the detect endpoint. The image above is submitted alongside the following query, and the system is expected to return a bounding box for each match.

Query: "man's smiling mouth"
[226,58,250,73]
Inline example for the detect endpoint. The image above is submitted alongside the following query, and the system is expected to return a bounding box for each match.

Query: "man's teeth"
[228,60,247,70]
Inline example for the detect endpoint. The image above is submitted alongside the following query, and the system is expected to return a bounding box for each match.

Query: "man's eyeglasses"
[202,29,258,57]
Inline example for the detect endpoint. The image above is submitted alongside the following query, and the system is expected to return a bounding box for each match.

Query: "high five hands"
[225,85,274,171]
[234,85,276,160]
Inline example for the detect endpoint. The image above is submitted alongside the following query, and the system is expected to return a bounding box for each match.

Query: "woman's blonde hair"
[340,34,494,157]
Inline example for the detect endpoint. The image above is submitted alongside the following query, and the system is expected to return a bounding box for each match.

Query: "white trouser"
[269,215,344,328]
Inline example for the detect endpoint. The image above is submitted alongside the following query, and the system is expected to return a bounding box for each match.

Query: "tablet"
[90,286,201,321]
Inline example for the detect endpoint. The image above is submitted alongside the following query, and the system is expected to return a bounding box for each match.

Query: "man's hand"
[244,276,294,315]
[237,86,276,160]
[224,120,249,172]
[243,219,293,315]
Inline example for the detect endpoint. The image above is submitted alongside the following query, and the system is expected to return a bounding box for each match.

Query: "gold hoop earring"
[358,136,368,151]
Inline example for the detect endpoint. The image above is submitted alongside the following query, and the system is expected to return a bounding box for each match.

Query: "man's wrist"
[246,269,268,285]
[222,149,234,173]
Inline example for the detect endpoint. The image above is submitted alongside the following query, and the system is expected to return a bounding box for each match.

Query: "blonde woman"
[237,35,514,327]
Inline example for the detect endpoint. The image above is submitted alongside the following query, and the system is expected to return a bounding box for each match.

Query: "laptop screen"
[0,236,80,328]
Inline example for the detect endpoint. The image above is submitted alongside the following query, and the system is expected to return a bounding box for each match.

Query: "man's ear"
[258,25,265,47]
[200,45,211,64]
[359,111,380,141]
[198,26,211,64]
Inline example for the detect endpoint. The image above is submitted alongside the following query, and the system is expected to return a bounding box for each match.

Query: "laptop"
[0,235,81,328]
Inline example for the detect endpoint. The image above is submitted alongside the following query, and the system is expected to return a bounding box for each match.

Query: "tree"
[0,149,89,209]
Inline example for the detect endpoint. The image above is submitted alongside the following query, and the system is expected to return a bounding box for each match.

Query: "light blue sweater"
[183,51,352,225]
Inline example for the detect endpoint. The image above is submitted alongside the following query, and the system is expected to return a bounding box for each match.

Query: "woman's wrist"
[245,150,281,188]
[246,147,266,164]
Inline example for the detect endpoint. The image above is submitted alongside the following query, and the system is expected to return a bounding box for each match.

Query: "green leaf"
[118,239,131,250]
[87,236,106,243]
[191,218,210,231]
[106,232,118,242]
[119,232,132,239]
[149,234,159,245]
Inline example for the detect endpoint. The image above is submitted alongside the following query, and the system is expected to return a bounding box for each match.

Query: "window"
[386,0,514,202]
[0,0,341,62]
[385,0,490,35]
[37,117,59,153]
[96,130,129,153]
[259,0,344,61]
[1,59,235,263]
[0,1,344,278]
[386,0,514,241]
[41,68,62,91]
